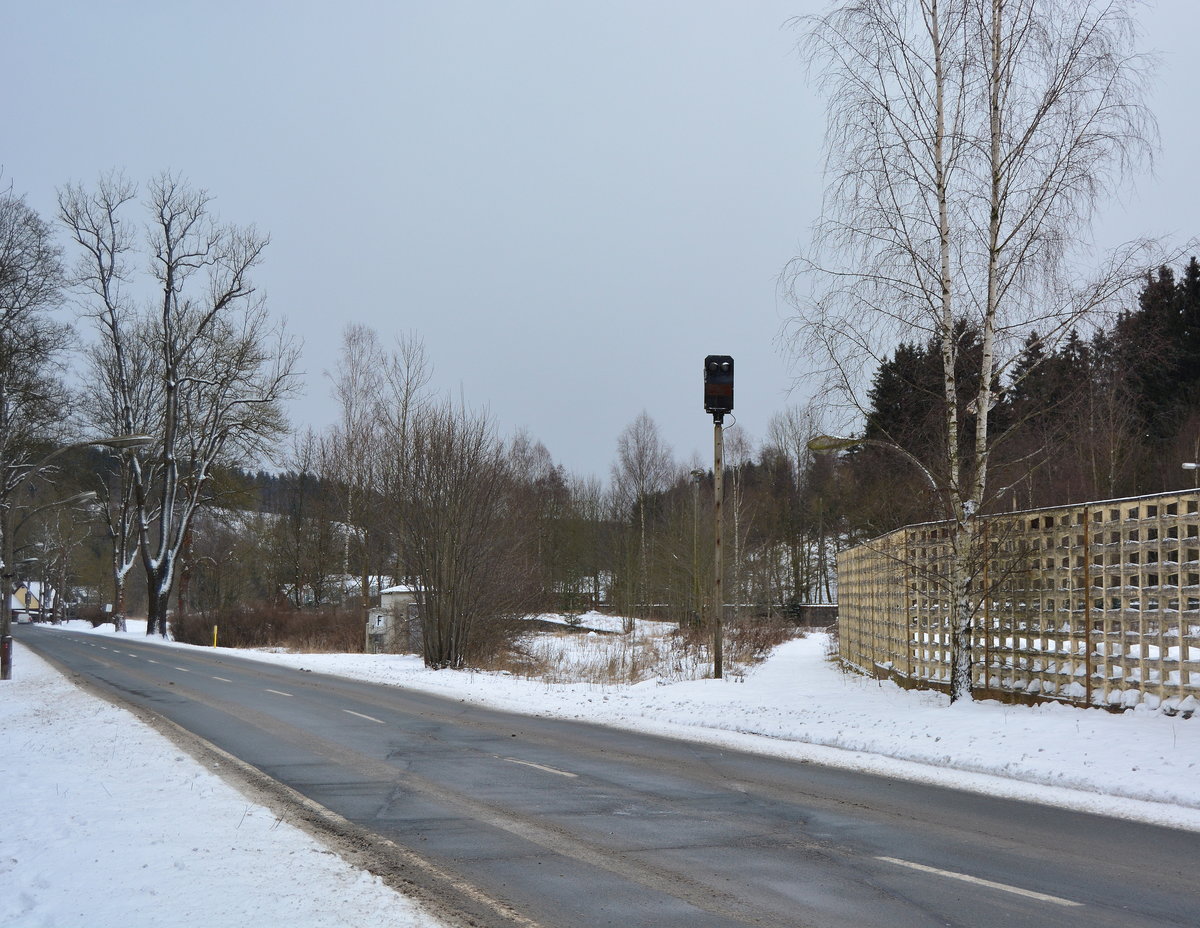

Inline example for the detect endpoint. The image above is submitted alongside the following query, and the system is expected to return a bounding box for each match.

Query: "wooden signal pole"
[713,416,724,679]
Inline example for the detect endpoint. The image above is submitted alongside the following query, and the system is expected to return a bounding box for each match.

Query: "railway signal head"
[704,355,734,418]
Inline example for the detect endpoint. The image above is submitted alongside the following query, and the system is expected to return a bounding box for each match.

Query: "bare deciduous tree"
[328,324,388,605]
[724,425,755,625]
[83,317,161,630]
[0,188,70,665]
[325,325,432,607]
[788,0,1158,700]
[375,328,432,580]
[60,172,299,635]
[268,428,342,608]
[567,473,610,612]
[764,403,841,604]
[0,187,69,470]
[612,411,676,626]
[395,401,532,669]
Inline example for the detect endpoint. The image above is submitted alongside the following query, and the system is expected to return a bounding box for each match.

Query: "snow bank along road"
[22,626,1200,928]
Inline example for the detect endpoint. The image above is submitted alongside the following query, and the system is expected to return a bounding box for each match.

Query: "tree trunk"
[948,516,978,702]
[145,564,171,637]
[112,578,127,633]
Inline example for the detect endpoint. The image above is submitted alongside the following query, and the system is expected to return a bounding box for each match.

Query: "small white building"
[366,585,421,653]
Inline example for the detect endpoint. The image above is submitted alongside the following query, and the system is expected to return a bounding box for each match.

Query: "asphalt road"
[16,625,1200,928]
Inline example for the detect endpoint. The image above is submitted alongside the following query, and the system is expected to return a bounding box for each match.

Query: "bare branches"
[787,0,1158,702]
[0,190,62,335]
[394,400,530,669]
[0,189,70,628]
[61,172,299,632]
[788,0,1156,407]
[612,411,677,621]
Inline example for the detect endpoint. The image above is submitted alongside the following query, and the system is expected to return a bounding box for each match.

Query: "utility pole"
[713,418,724,678]
[703,355,734,680]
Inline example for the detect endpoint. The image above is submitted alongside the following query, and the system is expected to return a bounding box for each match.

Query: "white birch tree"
[789,0,1158,701]
[328,324,388,605]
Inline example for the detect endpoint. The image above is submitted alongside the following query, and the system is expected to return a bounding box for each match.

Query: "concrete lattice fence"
[837,490,1200,710]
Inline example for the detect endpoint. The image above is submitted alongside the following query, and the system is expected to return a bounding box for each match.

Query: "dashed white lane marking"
[504,757,578,778]
[173,667,190,673]
[146,659,158,664]
[212,676,232,683]
[875,857,1083,907]
[265,688,293,697]
[342,709,385,724]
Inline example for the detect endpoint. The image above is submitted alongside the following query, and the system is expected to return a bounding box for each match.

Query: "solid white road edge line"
[504,757,578,778]
[875,856,1083,907]
[342,709,386,724]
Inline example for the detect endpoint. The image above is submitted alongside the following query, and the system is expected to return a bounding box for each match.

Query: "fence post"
[1082,508,1092,707]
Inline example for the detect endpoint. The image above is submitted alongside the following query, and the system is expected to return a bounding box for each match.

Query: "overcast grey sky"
[5,1,1198,478]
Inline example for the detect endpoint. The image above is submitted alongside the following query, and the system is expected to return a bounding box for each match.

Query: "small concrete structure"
[366,585,421,653]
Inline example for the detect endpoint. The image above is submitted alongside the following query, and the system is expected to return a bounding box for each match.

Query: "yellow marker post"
[213,625,218,648]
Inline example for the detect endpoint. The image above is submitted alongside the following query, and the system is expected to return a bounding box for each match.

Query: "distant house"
[9,581,55,622]
[281,574,396,608]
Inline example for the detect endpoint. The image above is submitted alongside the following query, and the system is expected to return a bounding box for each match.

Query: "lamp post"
[2,434,152,680]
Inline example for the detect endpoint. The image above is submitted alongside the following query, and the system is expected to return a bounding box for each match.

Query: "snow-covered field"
[5,614,1199,926]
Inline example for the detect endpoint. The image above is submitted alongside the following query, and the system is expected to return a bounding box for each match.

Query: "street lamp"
[807,434,942,499]
[2,434,153,680]
[1184,462,1198,489]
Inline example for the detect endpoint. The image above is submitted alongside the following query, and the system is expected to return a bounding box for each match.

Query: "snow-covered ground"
[1,642,444,928]
[5,613,1199,926]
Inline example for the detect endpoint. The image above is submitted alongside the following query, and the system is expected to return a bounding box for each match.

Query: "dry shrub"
[74,604,113,628]
[462,614,527,669]
[470,637,544,676]
[513,629,691,685]
[499,616,803,687]
[726,617,798,664]
[823,621,840,663]
[172,604,365,652]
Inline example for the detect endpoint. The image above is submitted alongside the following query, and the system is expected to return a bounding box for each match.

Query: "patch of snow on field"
[0,644,443,928]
